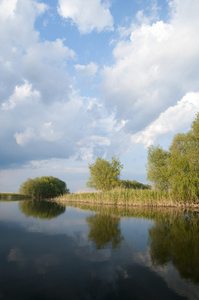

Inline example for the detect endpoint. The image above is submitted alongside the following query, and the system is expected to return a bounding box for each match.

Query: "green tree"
[19,176,69,199]
[146,112,199,201]
[169,132,199,201]
[86,157,123,191]
[168,114,199,201]
[146,145,170,191]
[86,213,124,249]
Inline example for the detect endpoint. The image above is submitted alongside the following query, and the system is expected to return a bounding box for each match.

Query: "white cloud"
[0,0,74,107]
[0,0,18,20]
[40,122,62,142]
[57,0,114,33]
[75,62,98,79]
[14,127,36,146]
[1,0,199,192]
[1,80,40,110]
[132,92,199,147]
[101,0,199,133]
[76,135,110,160]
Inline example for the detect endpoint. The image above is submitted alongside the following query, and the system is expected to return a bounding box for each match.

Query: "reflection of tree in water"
[148,213,199,283]
[19,200,66,219]
[86,213,124,249]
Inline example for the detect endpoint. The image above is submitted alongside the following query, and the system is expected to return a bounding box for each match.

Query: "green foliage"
[19,200,66,219]
[146,112,199,201]
[118,179,151,190]
[86,157,123,191]
[86,213,124,249]
[148,213,199,283]
[19,176,69,199]
[169,132,199,201]
[146,145,170,191]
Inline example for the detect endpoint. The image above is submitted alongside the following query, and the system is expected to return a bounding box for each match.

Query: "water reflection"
[148,212,199,283]
[18,200,66,219]
[1,201,199,299]
[86,213,124,249]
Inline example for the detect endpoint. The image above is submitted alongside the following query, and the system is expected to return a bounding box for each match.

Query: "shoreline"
[54,188,199,209]
[56,197,199,209]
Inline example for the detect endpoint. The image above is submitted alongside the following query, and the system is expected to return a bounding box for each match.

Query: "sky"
[0,0,199,193]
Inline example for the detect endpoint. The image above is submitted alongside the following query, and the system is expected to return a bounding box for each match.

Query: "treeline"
[147,112,199,202]
[118,179,151,190]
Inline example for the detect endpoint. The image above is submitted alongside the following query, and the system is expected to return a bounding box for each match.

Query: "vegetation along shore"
[0,193,30,200]
[3,113,199,208]
[55,189,199,208]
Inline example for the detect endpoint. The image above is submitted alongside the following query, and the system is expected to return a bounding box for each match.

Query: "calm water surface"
[0,200,199,300]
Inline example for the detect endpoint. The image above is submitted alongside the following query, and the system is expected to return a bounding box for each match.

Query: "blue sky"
[1,0,199,193]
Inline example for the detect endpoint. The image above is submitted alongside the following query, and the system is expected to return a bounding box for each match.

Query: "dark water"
[0,200,199,300]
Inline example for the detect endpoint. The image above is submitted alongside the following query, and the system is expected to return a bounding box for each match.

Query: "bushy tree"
[19,176,69,199]
[86,157,123,191]
[146,112,199,201]
[169,131,199,201]
[146,145,170,191]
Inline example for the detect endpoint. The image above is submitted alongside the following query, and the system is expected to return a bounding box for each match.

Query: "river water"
[0,200,199,300]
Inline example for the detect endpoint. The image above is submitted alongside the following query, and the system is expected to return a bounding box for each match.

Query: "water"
[0,200,199,300]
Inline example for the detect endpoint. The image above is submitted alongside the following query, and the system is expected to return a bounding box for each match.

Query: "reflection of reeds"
[58,202,187,221]
[0,193,29,200]
[55,188,199,208]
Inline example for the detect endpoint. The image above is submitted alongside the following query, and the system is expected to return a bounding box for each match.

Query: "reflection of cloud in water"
[7,248,27,268]
[7,248,60,275]
[3,203,199,299]
[35,254,60,275]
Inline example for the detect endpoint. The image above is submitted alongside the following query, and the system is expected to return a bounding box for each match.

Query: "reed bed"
[0,193,30,200]
[56,188,199,208]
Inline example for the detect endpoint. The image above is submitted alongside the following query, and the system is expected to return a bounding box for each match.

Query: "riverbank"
[55,188,199,208]
[0,193,30,200]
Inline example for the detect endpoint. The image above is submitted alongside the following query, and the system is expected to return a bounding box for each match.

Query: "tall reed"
[55,188,197,207]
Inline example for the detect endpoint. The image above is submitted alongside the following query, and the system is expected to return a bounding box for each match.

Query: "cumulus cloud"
[101,0,199,133]
[14,127,36,146]
[1,80,40,110]
[0,0,107,168]
[0,0,74,107]
[40,122,62,142]
[75,62,98,80]
[132,92,199,147]
[0,0,18,20]
[1,0,199,183]
[57,0,114,33]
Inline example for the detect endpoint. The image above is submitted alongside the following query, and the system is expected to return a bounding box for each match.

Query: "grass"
[55,188,199,208]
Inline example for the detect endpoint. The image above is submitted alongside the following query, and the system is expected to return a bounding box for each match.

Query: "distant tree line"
[146,112,199,201]
[118,179,151,190]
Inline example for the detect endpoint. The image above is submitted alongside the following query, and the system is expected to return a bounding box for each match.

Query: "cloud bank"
[0,0,199,178]
[101,0,199,134]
